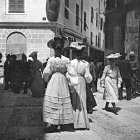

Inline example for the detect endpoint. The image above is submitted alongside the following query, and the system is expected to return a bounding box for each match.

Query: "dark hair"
[53,37,65,50]
[11,54,17,60]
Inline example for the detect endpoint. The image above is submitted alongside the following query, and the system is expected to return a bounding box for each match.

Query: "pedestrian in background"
[116,53,132,100]
[4,54,11,90]
[10,54,21,94]
[29,51,45,98]
[129,51,139,95]
[85,56,97,114]
[20,54,30,94]
[100,53,122,115]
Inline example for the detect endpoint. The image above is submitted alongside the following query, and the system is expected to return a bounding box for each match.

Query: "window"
[96,12,98,27]
[98,33,101,48]
[84,11,87,31]
[100,18,103,30]
[8,0,25,13]
[91,7,93,23]
[76,3,79,26]
[65,0,69,19]
[90,32,93,45]
[96,35,98,47]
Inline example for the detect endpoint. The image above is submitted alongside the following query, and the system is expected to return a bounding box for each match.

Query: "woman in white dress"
[43,37,78,132]
[100,53,122,115]
[68,42,93,130]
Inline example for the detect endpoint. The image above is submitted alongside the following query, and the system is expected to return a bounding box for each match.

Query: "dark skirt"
[86,83,97,110]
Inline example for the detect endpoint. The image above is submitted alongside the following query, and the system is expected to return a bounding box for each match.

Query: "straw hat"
[67,41,86,50]
[129,51,135,56]
[106,53,121,59]
[113,53,122,58]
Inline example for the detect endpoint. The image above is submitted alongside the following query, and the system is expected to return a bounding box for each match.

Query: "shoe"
[44,125,58,133]
[105,107,110,111]
[112,108,118,115]
[118,97,123,100]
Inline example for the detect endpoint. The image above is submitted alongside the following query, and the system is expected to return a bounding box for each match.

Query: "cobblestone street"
[0,82,140,140]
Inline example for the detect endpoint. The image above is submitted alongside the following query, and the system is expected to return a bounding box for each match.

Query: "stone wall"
[0,28,55,62]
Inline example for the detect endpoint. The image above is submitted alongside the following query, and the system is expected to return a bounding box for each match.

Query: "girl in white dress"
[100,53,122,115]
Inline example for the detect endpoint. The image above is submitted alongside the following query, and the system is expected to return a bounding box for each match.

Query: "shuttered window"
[76,3,79,26]
[91,7,93,23]
[84,11,87,31]
[9,0,24,13]
[65,0,69,19]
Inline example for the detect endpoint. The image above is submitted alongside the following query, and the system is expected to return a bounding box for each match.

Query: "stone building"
[0,0,105,62]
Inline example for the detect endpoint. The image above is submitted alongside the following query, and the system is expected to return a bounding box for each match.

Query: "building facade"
[105,0,126,55]
[0,0,105,62]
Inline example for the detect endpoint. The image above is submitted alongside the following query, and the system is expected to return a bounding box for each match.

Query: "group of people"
[3,52,45,98]
[117,51,139,100]
[100,51,139,115]
[2,35,139,132]
[2,36,100,132]
[42,36,98,132]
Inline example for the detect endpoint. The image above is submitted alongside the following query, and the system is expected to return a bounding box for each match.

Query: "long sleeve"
[84,63,93,83]
[66,62,79,86]
[43,59,52,82]
[100,65,108,82]
[117,68,122,87]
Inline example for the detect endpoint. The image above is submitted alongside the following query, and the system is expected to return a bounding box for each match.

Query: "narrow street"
[0,81,140,140]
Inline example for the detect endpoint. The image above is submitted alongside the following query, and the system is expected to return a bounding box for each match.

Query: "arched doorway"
[6,32,27,55]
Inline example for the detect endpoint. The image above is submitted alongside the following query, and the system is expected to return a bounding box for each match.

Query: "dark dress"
[10,60,21,93]
[86,62,97,112]
[30,60,45,98]
[20,61,30,94]
[4,60,11,89]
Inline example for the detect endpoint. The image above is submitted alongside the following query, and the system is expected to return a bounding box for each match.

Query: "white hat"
[68,42,86,50]
[106,54,115,59]
[129,51,135,56]
[106,53,121,59]
[113,53,122,58]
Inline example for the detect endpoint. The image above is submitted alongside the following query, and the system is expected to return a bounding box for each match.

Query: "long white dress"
[70,59,92,129]
[43,55,77,125]
[101,65,122,103]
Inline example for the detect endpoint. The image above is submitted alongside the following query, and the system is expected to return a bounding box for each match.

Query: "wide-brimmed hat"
[29,51,38,57]
[67,41,86,50]
[129,51,135,56]
[47,36,69,49]
[106,53,121,59]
